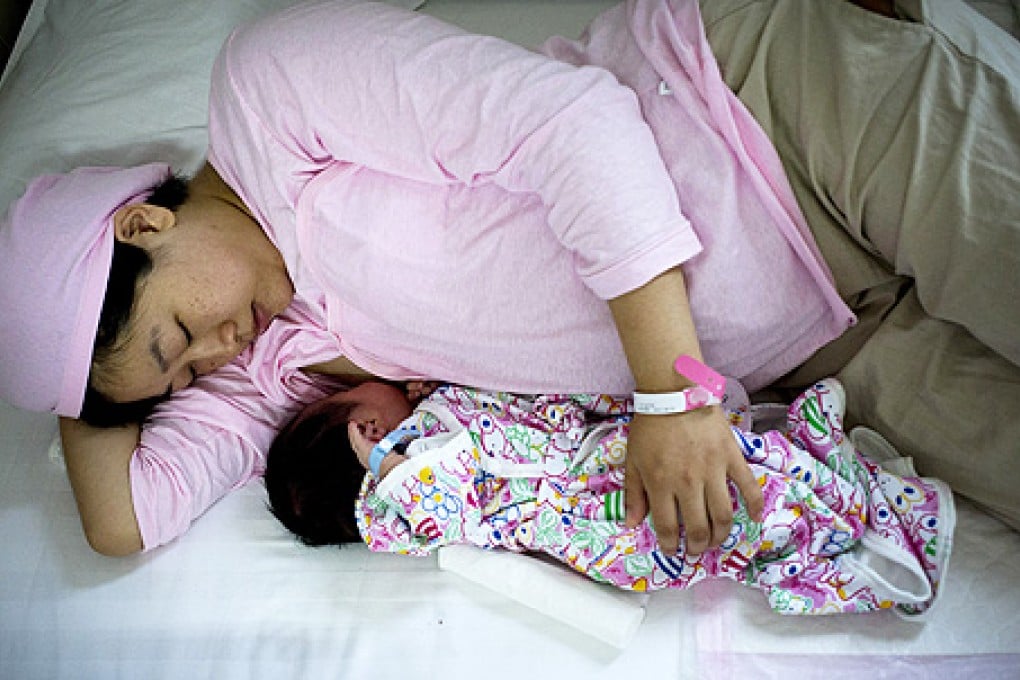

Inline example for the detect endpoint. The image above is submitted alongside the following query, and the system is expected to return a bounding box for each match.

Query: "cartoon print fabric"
[355,381,954,617]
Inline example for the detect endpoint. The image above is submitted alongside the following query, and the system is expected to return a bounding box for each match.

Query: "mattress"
[1,1,1019,678]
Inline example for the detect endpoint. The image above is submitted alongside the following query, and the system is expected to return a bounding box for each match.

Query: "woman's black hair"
[78,174,189,428]
[264,399,367,547]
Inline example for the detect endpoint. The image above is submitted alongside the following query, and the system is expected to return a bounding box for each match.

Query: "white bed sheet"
[2,401,1019,679]
[2,0,1020,678]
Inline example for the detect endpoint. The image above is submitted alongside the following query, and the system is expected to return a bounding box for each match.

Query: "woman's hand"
[607,266,763,556]
[624,407,762,555]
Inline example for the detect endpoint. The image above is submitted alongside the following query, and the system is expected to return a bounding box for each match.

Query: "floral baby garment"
[355,381,953,616]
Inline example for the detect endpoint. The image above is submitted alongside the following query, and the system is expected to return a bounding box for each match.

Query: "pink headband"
[0,164,172,417]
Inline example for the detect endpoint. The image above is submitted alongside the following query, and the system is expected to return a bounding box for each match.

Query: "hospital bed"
[1,0,1019,677]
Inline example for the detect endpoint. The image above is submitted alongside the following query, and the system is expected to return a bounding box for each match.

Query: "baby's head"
[264,381,412,547]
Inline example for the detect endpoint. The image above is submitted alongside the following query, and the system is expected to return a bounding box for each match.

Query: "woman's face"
[94,200,294,403]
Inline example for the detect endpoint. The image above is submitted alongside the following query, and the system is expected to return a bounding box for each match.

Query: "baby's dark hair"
[264,398,367,547]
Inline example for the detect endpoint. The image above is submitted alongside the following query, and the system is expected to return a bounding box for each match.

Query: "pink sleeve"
[128,360,321,551]
[208,1,699,299]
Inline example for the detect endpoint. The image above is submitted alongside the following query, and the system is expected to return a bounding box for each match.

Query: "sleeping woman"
[0,0,1016,557]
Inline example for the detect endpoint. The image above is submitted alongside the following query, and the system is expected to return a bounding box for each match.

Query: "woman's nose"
[217,320,241,346]
[190,321,243,375]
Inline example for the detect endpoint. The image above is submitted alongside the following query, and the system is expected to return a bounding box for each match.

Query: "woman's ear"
[112,204,175,246]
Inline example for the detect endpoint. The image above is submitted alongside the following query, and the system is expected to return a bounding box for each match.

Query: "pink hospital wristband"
[632,355,725,415]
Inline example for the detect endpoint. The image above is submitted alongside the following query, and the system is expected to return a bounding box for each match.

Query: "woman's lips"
[251,303,272,338]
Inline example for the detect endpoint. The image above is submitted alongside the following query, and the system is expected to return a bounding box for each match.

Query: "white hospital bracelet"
[632,385,722,415]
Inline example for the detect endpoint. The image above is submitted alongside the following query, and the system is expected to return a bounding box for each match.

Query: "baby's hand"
[377,452,409,480]
[405,381,440,401]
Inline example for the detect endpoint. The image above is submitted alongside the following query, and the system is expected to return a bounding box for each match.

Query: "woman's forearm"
[607,267,703,392]
[607,267,763,555]
[58,417,143,556]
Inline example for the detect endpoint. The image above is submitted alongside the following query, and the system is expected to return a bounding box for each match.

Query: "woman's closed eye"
[176,317,193,345]
[175,318,198,382]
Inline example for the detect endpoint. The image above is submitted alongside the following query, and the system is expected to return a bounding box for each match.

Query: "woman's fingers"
[623,458,650,529]
[730,452,764,522]
[703,475,735,551]
[674,483,708,556]
[624,409,760,557]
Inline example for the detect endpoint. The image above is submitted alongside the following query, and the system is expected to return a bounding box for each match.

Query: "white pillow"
[0,0,423,216]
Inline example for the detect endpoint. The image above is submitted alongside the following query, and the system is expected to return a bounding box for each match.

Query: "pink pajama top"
[131,0,854,550]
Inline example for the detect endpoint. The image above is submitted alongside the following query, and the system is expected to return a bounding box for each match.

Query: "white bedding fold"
[438,544,647,648]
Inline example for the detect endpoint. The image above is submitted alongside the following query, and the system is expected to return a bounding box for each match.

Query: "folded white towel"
[438,544,646,648]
